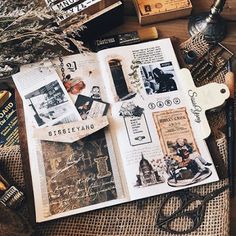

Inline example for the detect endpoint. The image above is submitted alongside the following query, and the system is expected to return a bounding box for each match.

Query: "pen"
[225,70,235,197]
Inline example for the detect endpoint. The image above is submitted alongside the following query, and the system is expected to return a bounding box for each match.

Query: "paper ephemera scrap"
[33,116,109,142]
[40,129,117,216]
[13,68,81,127]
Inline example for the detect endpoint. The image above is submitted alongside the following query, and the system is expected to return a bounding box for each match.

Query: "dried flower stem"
[0,1,87,79]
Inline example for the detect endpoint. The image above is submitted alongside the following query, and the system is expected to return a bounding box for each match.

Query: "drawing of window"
[108,59,129,99]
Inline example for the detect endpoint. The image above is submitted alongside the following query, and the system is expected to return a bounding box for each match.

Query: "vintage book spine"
[0,92,19,147]
[0,91,10,108]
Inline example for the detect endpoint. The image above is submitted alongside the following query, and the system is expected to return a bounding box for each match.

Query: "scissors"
[156,185,229,234]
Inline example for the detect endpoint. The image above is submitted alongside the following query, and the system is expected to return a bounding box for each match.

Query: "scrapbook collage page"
[97,39,219,200]
[13,56,127,222]
[13,38,219,222]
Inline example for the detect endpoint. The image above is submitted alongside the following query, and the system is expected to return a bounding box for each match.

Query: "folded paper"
[33,116,109,143]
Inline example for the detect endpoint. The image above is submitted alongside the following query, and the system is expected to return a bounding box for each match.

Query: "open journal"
[13,38,229,222]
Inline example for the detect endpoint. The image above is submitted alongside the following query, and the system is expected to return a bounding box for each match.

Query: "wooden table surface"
[119,0,236,235]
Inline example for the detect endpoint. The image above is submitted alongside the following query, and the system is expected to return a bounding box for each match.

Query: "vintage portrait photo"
[153,108,212,187]
[140,61,178,95]
[75,94,109,120]
[41,130,117,215]
[24,80,71,127]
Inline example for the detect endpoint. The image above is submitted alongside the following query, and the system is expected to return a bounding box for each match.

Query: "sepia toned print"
[153,108,212,187]
[134,153,165,187]
[41,130,117,215]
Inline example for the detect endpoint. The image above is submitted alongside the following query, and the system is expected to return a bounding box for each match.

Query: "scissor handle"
[157,190,200,218]
[157,190,202,227]
[156,185,229,234]
[158,203,206,234]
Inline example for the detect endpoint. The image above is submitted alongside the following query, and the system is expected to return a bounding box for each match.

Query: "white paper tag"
[177,68,229,139]
[33,116,109,142]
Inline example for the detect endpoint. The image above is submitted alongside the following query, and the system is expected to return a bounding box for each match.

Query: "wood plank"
[105,16,236,52]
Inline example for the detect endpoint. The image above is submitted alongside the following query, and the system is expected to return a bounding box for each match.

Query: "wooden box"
[133,0,192,25]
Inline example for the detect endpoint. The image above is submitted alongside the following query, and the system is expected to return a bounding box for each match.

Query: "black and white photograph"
[75,94,109,120]
[24,80,71,127]
[140,61,178,95]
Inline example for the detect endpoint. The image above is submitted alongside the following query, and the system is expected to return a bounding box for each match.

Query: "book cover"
[0,91,19,147]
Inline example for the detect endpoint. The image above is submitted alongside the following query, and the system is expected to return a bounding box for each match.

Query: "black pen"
[225,70,235,197]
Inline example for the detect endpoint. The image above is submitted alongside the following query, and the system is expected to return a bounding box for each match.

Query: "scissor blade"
[204,185,229,202]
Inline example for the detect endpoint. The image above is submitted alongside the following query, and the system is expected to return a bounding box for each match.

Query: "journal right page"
[97,38,221,200]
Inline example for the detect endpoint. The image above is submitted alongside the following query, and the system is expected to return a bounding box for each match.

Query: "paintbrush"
[225,71,235,197]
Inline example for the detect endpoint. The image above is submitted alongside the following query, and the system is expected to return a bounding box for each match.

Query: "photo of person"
[90,86,101,100]
[140,61,177,94]
[175,138,212,169]
[75,94,109,120]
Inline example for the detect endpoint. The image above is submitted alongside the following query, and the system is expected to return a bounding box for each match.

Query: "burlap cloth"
[0,34,230,235]
[0,138,229,236]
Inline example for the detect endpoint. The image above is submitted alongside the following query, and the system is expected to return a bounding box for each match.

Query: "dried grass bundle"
[0,0,87,79]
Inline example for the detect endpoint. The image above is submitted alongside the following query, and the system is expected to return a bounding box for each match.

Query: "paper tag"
[33,116,109,142]
[177,68,229,139]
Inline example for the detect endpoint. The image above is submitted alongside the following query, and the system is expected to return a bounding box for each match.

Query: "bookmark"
[177,68,229,139]
[33,116,109,143]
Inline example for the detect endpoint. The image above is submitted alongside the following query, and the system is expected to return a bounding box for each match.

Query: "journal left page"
[13,54,127,222]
